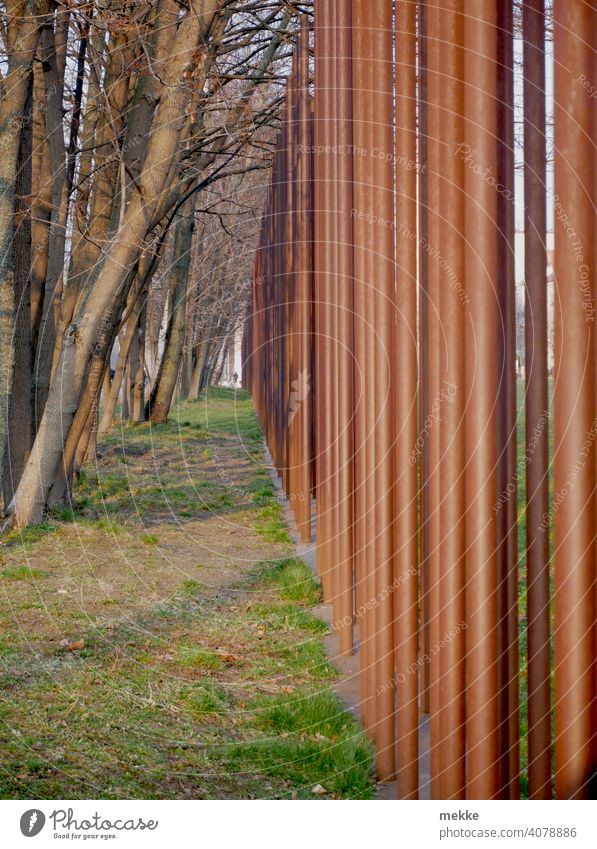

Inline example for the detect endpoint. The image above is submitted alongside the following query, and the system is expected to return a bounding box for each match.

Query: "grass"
[0,564,48,581]
[0,388,374,800]
[256,557,323,607]
[221,688,374,799]
[0,557,373,798]
[0,522,58,549]
[177,645,224,670]
[140,533,159,546]
[181,682,232,717]
[255,504,292,544]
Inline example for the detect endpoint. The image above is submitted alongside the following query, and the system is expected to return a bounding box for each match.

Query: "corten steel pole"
[273,144,280,463]
[328,4,341,634]
[309,108,317,508]
[426,3,442,799]
[496,0,519,800]
[553,0,597,800]
[351,0,376,736]
[463,1,501,799]
[286,69,297,513]
[283,76,295,497]
[292,59,302,528]
[274,127,283,476]
[523,0,551,801]
[394,0,419,800]
[334,0,355,656]
[296,17,313,544]
[437,0,466,801]
[370,0,396,781]
[314,0,333,602]
[417,0,431,716]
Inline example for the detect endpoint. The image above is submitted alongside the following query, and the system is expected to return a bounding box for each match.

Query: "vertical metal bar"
[463,0,501,799]
[296,17,313,543]
[437,0,466,801]
[351,0,375,736]
[314,0,333,602]
[395,0,419,800]
[283,75,295,497]
[370,0,396,781]
[523,0,551,801]
[417,0,431,717]
[334,0,355,656]
[286,67,297,514]
[553,0,597,800]
[426,1,441,799]
[328,4,341,633]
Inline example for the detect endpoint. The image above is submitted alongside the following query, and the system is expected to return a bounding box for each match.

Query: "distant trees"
[0,0,305,526]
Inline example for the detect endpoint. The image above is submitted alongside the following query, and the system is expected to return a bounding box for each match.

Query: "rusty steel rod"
[417,0,431,718]
[363,1,384,760]
[426,2,442,799]
[332,0,355,656]
[394,0,419,800]
[296,16,312,544]
[553,0,597,801]
[328,3,341,635]
[463,1,501,799]
[523,0,551,801]
[351,0,376,736]
[314,0,333,603]
[437,0,466,801]
[369,0,397,782]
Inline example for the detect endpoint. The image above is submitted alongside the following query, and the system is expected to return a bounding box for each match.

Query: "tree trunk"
[32,11,70,426]
[98,291,143,433]
[2,72,34,507]
[147,199,194,423]
[132,298,147,421]
[50,22,131,384]
[30,61,52,356]
[0,1,45,500]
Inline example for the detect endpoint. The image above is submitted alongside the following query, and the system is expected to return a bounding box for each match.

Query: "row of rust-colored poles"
[242,0,597,799]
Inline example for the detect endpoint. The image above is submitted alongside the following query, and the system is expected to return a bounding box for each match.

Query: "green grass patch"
[0,564,48,581]
[140,533,159,546]
[255,503,292,543]
[248,602,328,634]
[181,682,231,717]
[221,688,374,799]
[1,523,58,548]
[177,645,223,670]
[257,557,322,607]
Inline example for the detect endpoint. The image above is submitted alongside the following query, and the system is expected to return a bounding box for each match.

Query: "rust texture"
[242,1,597,800]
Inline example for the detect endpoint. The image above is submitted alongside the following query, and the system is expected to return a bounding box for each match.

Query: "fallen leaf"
[311,784,327,796]
[66,639,84,652]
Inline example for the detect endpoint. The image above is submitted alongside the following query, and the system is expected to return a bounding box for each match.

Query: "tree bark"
[30,61,52,356]
[132,297,147,421]
[2,71,34,506]
[32,9,70,426]
[0,0,46,500]
[147,198,194,423]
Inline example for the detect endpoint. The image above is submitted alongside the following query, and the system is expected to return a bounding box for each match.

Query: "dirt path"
[0,389,374,799]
